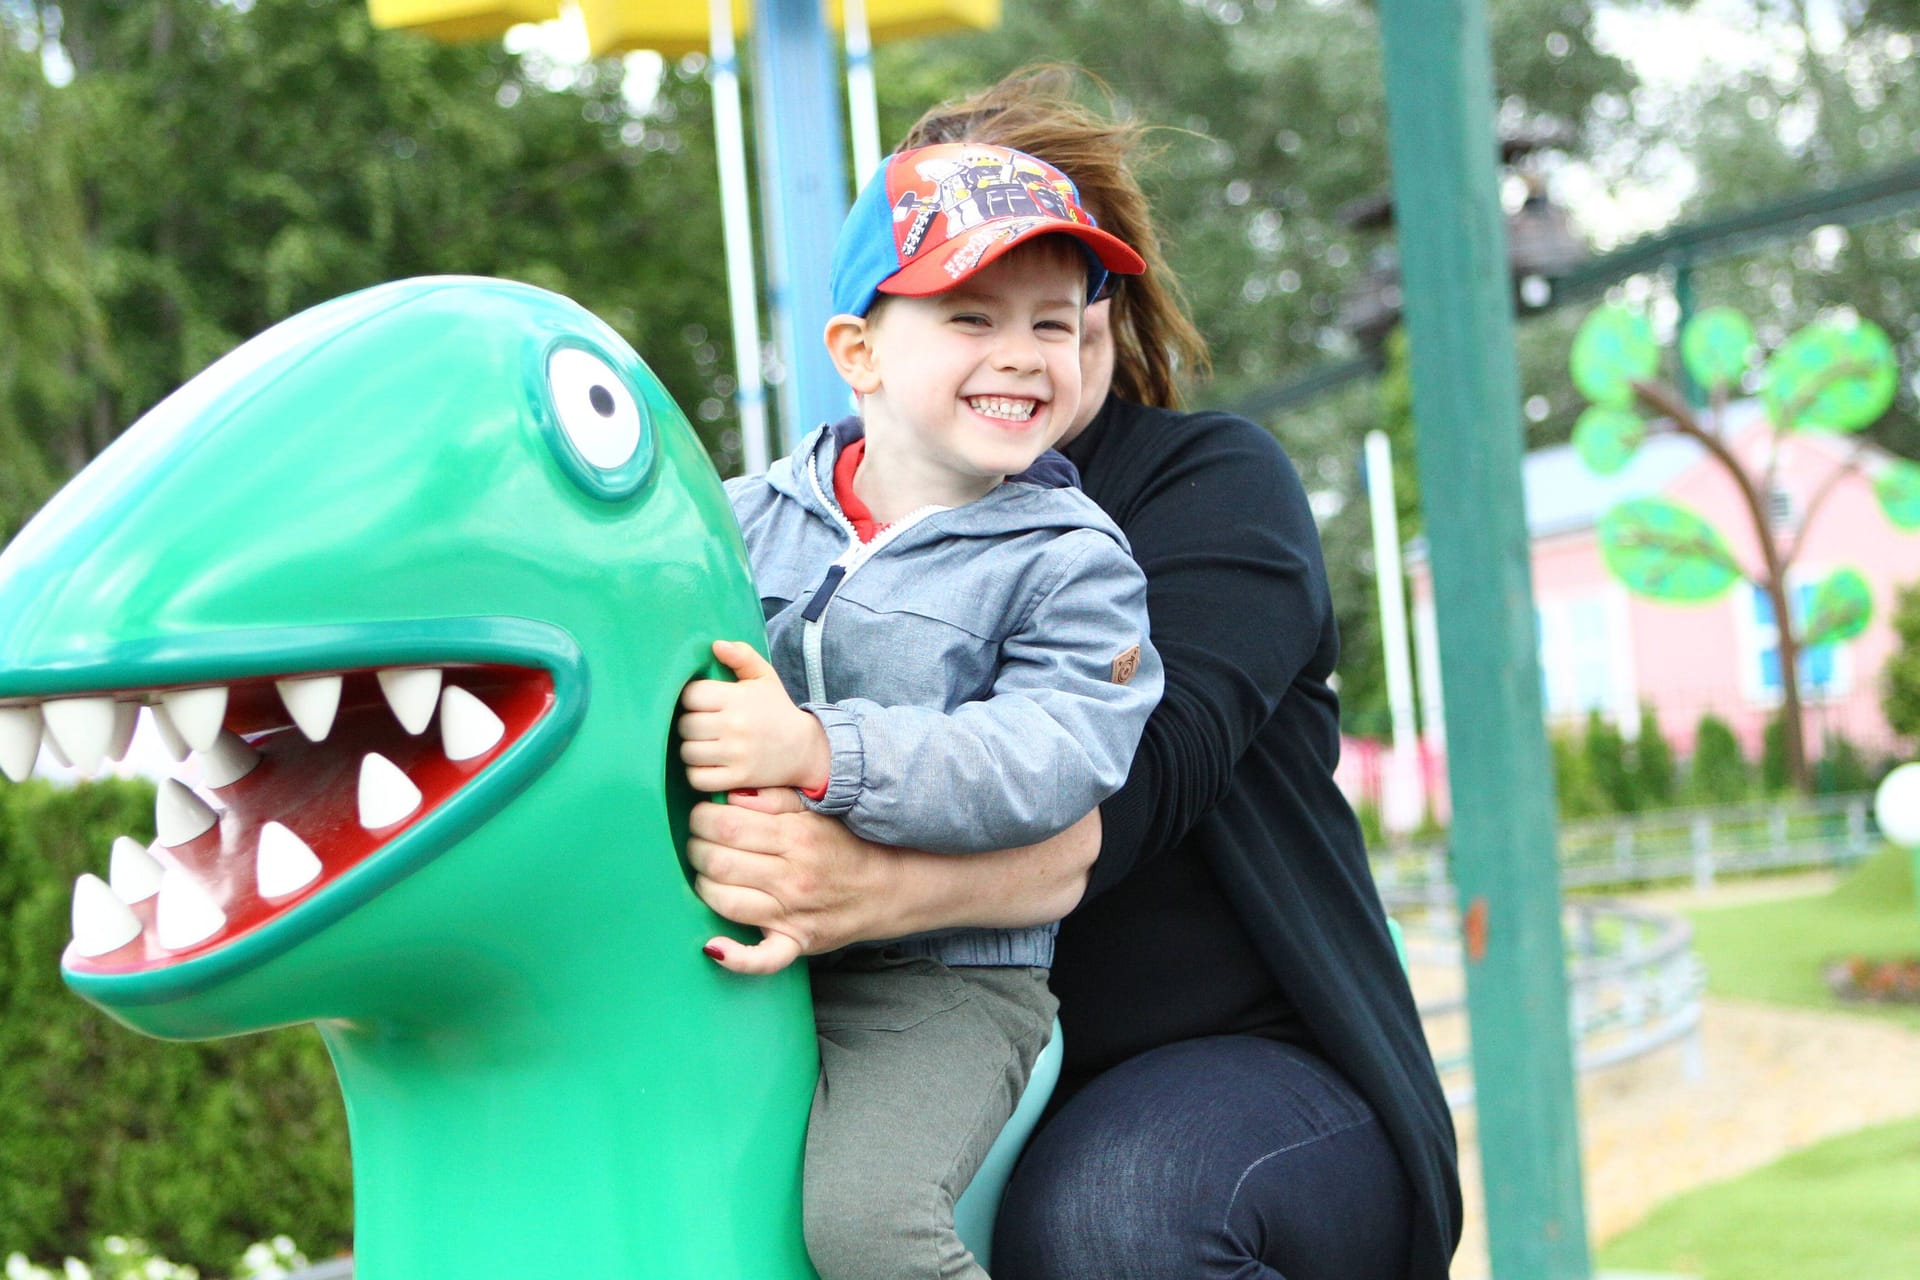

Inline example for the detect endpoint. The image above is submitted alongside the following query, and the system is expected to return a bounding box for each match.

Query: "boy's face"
[857,247,1085,491]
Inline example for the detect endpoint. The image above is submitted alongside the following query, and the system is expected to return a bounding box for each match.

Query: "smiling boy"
[675,142,1163,1280]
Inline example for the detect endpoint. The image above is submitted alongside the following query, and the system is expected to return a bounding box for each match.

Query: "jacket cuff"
[798,703,864,816]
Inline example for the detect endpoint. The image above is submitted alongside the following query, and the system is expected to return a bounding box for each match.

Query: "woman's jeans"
[993,1036,1415,1280]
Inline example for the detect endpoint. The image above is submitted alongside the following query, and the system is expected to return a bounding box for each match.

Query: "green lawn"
[1596,1116,1920,1280]
[1683,845,1920,1031]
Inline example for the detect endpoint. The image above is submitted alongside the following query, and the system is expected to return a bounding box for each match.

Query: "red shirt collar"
[832,437,886,543]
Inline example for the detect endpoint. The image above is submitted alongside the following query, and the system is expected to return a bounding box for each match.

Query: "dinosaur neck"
[319,964,820,1279]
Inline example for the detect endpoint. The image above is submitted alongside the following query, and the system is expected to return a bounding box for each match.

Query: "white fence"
[1374,792,1878,911]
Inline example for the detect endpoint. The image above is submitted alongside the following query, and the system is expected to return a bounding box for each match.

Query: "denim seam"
[1218,1115,1378,1238]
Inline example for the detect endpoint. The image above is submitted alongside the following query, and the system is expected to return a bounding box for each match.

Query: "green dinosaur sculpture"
[0,278,822,1277]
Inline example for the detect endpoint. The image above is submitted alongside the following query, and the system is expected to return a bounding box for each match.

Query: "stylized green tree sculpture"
[1569,303,1904,792]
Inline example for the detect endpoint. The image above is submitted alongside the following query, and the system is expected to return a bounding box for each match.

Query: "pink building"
[1399,402,1920,813]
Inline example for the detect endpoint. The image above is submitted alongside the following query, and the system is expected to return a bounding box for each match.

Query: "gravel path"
[1433,872,1920,1278]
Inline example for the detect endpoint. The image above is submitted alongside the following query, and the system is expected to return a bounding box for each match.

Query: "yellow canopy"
[368,0,561,43]
[369,0,998,54]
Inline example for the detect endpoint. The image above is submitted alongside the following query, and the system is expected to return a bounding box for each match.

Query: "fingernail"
[703,944,726,961]
[731,788,758,797]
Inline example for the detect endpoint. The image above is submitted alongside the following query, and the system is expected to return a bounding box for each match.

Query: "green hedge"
[0,778,352,1271]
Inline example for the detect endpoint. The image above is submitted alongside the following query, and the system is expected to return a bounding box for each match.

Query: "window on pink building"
[1744,581,1846,704]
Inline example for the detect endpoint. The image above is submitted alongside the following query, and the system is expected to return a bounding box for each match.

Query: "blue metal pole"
[749,0,851,448]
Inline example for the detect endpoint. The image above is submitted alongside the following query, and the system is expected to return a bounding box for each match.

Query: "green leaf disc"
[1680,306,1754,392]
[1597,499,1742,602]
[1766,320,1898,433]
[1802,568,1873,647]
[1572,406,1646,475]
[1876,461,1920,531]
[1571,306,1660,408]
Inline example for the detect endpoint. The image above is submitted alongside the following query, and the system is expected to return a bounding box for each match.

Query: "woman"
[687,65,1461,1280]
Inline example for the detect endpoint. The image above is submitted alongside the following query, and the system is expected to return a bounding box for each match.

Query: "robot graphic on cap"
[893,144,1085,263]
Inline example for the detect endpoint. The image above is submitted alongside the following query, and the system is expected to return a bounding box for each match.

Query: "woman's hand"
[686,791,1102,964]
[677,640,832,794]
[687,788,891,962]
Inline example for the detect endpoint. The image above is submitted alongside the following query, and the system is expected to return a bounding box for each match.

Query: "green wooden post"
[1374,4,1593,1278]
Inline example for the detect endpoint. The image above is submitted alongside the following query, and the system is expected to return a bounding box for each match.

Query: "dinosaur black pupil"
[589,384,615,417]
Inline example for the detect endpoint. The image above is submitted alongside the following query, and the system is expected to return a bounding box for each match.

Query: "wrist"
[793,710,832,792]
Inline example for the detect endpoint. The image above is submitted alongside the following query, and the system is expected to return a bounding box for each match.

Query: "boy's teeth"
[969,396,1036,421]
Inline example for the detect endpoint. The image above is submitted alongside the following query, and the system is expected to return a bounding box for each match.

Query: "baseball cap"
[829,142,1147,318]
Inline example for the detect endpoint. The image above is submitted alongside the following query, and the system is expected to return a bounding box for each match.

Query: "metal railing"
[1405,899,1705,1110]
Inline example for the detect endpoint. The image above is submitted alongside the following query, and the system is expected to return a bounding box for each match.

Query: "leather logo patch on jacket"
[1111,643,1142,686]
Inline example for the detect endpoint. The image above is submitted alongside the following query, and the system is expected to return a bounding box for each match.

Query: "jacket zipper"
[800,450,944,704]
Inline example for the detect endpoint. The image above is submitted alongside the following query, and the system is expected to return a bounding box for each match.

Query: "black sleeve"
[1085,413,1335,898]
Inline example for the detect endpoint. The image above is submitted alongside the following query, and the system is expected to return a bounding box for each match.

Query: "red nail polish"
[732,788,758,797]
[703,944,726,961]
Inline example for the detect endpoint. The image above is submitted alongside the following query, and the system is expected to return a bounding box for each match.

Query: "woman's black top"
[1054,394,1462,1279]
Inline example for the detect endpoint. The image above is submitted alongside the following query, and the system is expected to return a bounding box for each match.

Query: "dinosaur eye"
[547,347,642,471]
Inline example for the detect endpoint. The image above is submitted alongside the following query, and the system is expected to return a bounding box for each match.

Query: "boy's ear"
[823,313,882,395]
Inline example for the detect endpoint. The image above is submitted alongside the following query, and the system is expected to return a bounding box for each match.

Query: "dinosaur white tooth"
[0,704,42,782]
[255,821,322,899]
[147,702,191,762]
[357,753,422,830]
[155,866,226,950]
[155,778,219,847]
[105,701,139,763]
[43,696,118,775]
[160,686,229,752]
[438,686,505,762]
[71,873,143,958]
[43,731,72,768]
[109,836,165,903]
[276,675,342,742]
[197,730,261,789]
[377,667,443,735]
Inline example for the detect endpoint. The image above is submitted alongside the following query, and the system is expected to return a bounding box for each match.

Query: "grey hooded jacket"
[725,418,1162,968]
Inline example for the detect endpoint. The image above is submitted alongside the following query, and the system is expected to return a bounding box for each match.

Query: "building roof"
[1407,400,1780,564]
[1522,429,1704,539]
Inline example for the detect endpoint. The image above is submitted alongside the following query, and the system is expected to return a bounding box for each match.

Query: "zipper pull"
[802,565,848,622]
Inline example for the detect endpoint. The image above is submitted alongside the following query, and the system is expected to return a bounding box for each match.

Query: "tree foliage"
[0,0,741,542]
[1583,708,1635,813]
[0,779,352,1269]
[1880,580,1920,744]
[1688,712,1751,806]
[1633,703,1677,809]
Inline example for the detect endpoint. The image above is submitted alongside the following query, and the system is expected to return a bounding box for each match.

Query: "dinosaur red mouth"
[13,665,554,974]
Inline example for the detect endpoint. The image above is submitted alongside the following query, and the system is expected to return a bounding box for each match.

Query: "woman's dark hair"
[900,64,1211,409]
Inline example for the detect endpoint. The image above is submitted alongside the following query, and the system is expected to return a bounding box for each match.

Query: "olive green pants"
[804,950,1058,1280]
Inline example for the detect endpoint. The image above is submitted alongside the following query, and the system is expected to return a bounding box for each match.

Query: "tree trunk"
[1763,569,1812,793]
